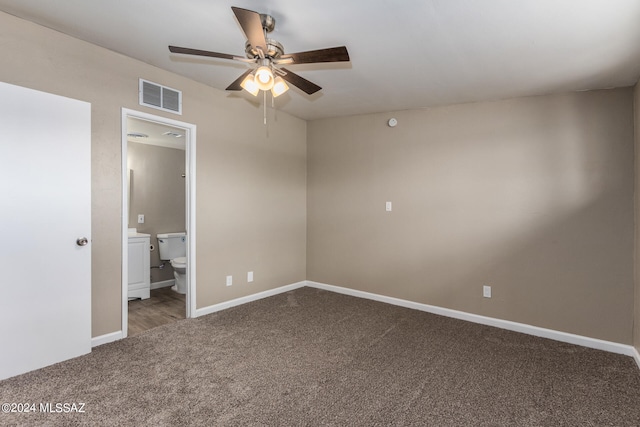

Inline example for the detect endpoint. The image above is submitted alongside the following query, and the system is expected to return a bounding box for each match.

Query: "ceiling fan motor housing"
[244,14,280,59]
[259,14,276,33]
[245,38,284,59]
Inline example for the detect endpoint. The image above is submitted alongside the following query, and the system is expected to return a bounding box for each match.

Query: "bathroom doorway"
[121,109,196,337]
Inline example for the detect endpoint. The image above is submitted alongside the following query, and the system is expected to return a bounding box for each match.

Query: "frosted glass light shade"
[240,73,259,96]
[254,66,274,90]
[271,76,289,98]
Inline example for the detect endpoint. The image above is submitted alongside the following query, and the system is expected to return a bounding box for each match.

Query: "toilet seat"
[171,256,187,268]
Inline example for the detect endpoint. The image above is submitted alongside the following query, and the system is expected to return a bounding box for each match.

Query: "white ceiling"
[127,117,186,151]
[2,0,640,120]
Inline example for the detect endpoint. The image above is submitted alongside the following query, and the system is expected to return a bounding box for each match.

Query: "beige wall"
[127,142,186,283]
[2,10,636,346]
[635,83,640,353]
[307,89,635,344]
[0,12,307,337]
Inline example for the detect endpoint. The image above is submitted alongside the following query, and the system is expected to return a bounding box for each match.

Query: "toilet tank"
[157,232,186,260]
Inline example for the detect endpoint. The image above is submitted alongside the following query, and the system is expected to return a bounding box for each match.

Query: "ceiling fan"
[168,6,350,98]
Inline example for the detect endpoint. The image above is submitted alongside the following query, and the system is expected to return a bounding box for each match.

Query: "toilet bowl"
[170,256,187,294]
[157,232,187,295]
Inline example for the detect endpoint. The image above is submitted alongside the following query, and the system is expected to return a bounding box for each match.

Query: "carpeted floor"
[1,287,639,426]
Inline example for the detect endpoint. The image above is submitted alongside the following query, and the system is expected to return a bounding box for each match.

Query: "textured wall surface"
[128,142,186,283]
[0,11,307,337]
[2,10,637,346]
[308,89,634,343]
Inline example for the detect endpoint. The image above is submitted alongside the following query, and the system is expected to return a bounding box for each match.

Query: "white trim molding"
[195,281,307,318]
[91,331,123,348]
[150,279,175,290]
[121,108,197,337]
[305,281,637,359]
[633,347,640,370]
[92,280,640,369]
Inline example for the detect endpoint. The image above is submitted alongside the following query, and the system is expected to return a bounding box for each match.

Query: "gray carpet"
[1,287,639,426]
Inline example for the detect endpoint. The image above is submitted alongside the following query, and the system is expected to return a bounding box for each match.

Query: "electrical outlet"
[247,271,254,283]
[226,275,232,287]
[137,214,145,224]
[483,285,492,298]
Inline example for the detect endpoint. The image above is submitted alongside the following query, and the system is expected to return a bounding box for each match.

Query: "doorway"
[121,109,196,337]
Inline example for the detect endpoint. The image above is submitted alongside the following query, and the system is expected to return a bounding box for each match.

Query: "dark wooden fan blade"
[279,46,350,64]
[231,7,267,54]
[280,68,322,95]
[226,69,253,91]
[169,45,236,61]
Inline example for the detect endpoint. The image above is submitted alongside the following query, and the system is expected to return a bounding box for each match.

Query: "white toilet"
[157,232,187,294]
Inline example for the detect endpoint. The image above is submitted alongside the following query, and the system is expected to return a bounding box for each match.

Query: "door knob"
[76,237,89,246]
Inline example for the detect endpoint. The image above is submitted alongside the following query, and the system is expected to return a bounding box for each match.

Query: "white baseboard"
[93,281,307,346]
[632,347,640,370]
[91,330,123,348]
[305,281,637,358]
[194,281,307,318]
[91,280,640,367]
[151,279,175,290]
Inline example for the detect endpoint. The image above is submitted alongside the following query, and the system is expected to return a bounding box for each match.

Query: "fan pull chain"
[264,90,267,125]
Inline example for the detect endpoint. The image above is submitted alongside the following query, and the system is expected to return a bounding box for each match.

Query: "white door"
[0,82,91,380]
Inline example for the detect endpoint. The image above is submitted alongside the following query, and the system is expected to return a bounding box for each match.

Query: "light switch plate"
[483,285,491,298]
[386,201,392,212]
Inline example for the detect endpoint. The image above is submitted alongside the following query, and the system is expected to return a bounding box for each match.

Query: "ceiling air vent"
[139,79,182,115]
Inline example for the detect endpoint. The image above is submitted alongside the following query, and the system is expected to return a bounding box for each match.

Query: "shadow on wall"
[128,142,186,284]
[306,89,634,344]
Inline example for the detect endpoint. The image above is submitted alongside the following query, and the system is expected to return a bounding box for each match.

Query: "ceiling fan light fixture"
[271,76,289,98]
[169,7,351,103]
[254,65,274,90]
[240,73,259,96]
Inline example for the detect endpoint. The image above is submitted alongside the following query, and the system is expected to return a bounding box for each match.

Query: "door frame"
[121,108,197,337]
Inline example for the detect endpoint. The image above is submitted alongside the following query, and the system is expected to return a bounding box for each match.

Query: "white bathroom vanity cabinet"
[128,232,150,300]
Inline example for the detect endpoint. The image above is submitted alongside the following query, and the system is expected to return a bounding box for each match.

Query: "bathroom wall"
[307,88,634,344]
[127,141,186,284]
[0,11,307,338]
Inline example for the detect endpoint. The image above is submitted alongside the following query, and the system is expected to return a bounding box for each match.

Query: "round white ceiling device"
[388,118,398,127]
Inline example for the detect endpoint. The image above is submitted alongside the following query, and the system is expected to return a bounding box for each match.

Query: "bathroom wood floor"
[128,287,185,336]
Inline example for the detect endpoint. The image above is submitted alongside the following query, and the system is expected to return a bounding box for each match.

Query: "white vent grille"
[139,79,182,115]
